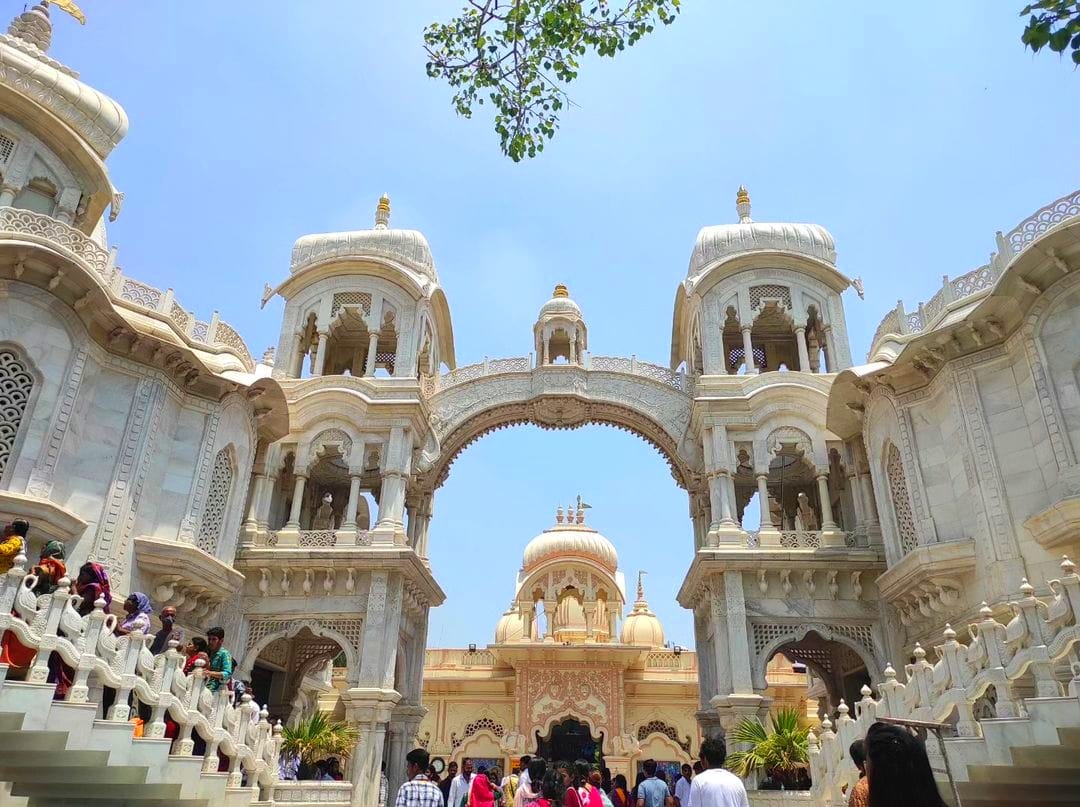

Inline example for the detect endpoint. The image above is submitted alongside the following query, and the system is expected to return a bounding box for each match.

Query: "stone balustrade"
[868,188,1080,358]
[421,353,693,397]
[272,780,353,805]
[260,529,373,548]
[808,556,1080,804]
[744,530,859,549]
[0,549,282,788]
[0,206,255,371]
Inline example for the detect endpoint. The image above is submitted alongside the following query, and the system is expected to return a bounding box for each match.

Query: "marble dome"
[620,573,666,648]
[522,507,618,572]
[537,284,583,319]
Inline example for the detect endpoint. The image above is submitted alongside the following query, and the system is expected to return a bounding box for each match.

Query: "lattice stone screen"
[0,348,33,478]
[749,284,792,311]
[197,447,234,554]
[0,133,15,164]
[885,443,918,554]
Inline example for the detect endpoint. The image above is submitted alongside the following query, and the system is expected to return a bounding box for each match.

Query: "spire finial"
[553,283,569,298]
[374,193,390,229]
[9,2,53,51]
[736,185,752,224]
[637,570,646,602]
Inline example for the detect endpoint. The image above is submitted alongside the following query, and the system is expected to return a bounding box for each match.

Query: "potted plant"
[280,712,361,780]
[725,707,810,789]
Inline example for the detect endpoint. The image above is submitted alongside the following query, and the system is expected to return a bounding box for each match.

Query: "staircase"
[0,550,282,807]
[808,557,1080,807]
[942,696,1080,807]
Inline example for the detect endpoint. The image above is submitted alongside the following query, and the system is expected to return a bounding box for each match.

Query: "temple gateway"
[0,5,1078,806]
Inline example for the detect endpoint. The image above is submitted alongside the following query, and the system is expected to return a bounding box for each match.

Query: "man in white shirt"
[447,758,474,807]
[674,763,693,807]
[517,755,533,793]
[689,737,749,807]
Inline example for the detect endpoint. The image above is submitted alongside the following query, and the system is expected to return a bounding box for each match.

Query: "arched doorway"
[536,717,605,767]
[755,629,875,718]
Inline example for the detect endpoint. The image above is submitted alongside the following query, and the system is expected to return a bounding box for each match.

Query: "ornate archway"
[416,361,704,490]
[237,617,362,685]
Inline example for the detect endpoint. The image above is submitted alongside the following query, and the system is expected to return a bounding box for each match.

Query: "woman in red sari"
[469,765,502,807]
[0,540,66,675]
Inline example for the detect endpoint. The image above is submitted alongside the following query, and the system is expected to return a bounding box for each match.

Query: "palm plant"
[280,711,361,766]
[725,707,810,788]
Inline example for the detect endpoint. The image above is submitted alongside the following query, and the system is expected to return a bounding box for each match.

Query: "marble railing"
[272,780,353,805]
[644,650,698,671]
[421,354,692,397]
[745,530,858,549]
[260,529,373,548]
[868,188,1080,356]
[808,557,1080,804]
[0,549,282,786]
[425,648,497,667]
[0,206,255,371]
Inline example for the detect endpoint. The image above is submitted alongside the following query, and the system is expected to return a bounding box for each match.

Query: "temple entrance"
[536,718,605,767]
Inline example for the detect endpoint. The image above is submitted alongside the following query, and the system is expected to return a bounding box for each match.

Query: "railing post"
[630,354,638,374]
[896,300,908,335]
[940,274,955,306]
[67,596,110,704]
[108,632,150,721]
[0,549,27,614]
[207,310,221,343]
[161,287,175,314]
[147,640,183,738]
[28,577,72,684]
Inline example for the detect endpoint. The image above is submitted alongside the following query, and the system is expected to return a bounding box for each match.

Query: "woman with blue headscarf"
[116,591,153,635]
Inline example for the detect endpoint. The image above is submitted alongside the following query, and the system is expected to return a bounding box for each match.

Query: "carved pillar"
[859,472,882,545]
[285,474,307,529]
[375,428,410,541]
[795,327,811,372]
[816,474,838,529]
[741,328,756,373]
[365,331,380,377]
[241,473,267,530]
[544,598,556,640]
[846,467,865,536]
[342,472,364,531]
[343,691,399,807]
[723,572,753,694]
[0,185,17,206]
[756,475,772,528]
[312,331,330,376]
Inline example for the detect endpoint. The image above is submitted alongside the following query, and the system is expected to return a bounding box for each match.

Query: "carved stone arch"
[238,618,361,685]
[1025,269,1080,465]
[535,708,604,750]
[750,622,882,693]
[416,372,703,492]
[764,425,815,462]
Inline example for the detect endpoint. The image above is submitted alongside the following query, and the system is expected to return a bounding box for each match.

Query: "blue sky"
[38,2,1079,648]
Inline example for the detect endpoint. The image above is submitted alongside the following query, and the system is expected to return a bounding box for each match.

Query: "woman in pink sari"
[469,765,502,807]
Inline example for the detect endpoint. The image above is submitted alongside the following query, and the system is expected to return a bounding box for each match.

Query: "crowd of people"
[390,719,948,807]
[391,738,749,807]
[0,519,239,720]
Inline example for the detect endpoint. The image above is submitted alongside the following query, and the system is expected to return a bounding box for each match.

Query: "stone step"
[0,731,68,752]
[9,780,185,801]
[0,749,110,767]
[29,800,209,807]
[1059,726,1080,748]
[968,763,1080,785]
[1011,744,1080,768]
[0,763,150,785]
[949,781,1080,806]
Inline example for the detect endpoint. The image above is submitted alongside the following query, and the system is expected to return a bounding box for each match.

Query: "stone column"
[707,474,725,531]
[0,184,18,207]
[242,473,266,530]
[343,690,399,807]
[292,333,307,377]
[756,475,772,528]
[859,472,883,545]
[255,473,276,529]
[284,473,307,529]
[846,468,865,536]
[342,471,364,531]
[544,598,557,640]
[375,428,410,542]
[721,570,759,699]
[795,327,811,372]
[569,336,577,364]
[816,474,838,529]
[365,331,380,377]
[741,328,756,373]
[313,331,330,376]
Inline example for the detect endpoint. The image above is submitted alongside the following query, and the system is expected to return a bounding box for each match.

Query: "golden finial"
[374,193,390,229]
[736,186,750,206]
[553,284,569,298]
[736,186,752,223]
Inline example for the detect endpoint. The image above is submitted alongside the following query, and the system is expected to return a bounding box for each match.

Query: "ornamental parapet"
[421,353,693,397]
[0,206,255,371]
[868,188,1080,359]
